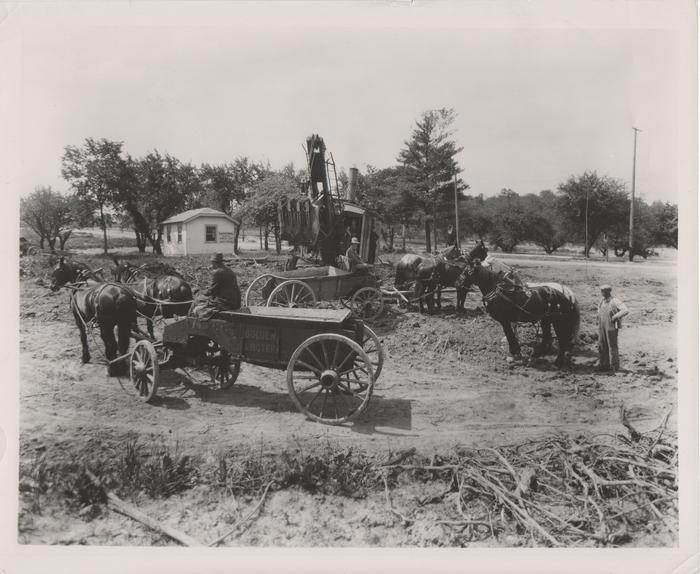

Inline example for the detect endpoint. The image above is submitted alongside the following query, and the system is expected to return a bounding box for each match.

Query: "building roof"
[160,208,240,226]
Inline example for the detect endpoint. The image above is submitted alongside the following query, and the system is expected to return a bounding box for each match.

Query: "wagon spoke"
[336,349,355,372]
[335,388,353,414]
[305,387,324,411]
[337,380,367,400]
[320,340,330,368]
[289,284,296,304]
[332,392,339,419]
[294,359,322,376]
[297,380,322,394]
[332,341,340,368]
[304,346,325,371]
[320,389,329,418]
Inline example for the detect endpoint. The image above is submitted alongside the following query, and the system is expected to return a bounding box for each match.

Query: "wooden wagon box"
[162,307,363,369]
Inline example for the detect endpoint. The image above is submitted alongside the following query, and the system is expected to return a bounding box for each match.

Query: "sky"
[1,1,696,205]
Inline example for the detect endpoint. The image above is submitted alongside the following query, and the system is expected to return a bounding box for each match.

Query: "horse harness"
[482,282,573,321]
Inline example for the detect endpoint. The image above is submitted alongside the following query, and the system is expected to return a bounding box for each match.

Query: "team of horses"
[395,241,580,366]
[48,240,580,370]
[50,257,195,374]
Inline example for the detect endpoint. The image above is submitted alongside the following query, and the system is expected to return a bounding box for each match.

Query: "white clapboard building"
[159,208,239,256]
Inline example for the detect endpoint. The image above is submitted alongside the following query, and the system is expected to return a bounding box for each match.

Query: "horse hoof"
[81,355,91,364]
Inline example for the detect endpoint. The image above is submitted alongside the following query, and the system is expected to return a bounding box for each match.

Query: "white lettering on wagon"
[243,325,279,359]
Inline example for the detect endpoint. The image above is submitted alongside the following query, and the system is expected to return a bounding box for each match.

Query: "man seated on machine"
[346,237,371,274]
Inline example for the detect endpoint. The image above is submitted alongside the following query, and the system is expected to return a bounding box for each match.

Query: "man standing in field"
[596,284,629,372]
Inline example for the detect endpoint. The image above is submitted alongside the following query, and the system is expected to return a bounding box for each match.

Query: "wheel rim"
[268,280,316,308]
[129,340,159,402]
[361,325,384,382]
[351,288,384,322]
[287,334,373,424]
[244,274,275,307]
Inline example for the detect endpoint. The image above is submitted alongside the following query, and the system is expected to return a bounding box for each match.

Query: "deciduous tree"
[62,138,127,255]
[20,187,73,252]
[557,171,629,257]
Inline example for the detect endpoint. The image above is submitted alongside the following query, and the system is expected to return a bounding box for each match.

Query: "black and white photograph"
[1,1,697,572]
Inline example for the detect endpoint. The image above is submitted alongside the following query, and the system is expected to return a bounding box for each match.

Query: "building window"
[177,224,183,243]
[166,224,172,243]
[205,225,217,243]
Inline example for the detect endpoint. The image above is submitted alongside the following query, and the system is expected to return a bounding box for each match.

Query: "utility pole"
[454,173,460,249]
[585,188,589,259]
[629,127,641,262]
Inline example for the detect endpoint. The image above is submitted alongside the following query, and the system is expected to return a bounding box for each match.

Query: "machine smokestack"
[347,167,359,202]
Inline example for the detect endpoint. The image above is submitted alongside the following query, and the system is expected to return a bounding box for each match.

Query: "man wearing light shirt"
[596,284,629,372]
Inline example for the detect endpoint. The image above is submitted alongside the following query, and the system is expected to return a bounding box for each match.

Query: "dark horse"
[395,241,488,314]
[456,258,580,366]
[50,258,136,375]
[112,258,194,338]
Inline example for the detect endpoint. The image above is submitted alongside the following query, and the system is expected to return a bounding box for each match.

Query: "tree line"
[21,110,677,258]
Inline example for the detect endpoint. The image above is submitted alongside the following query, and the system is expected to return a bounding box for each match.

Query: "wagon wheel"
[361,325,384,382]
[129,340,160,403]
[206,344,241,390]
[349,287,384,322]
[244,274,276,307]
[287,334,374,425]
[267,280,317,309]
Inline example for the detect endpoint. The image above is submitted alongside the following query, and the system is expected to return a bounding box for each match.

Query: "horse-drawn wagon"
[243,267,384,322]
[127,306,384,424]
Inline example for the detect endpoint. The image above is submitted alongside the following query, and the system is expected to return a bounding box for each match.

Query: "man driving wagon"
[191,253,242,318]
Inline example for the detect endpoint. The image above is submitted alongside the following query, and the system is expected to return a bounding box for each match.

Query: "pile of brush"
[381,407,676,547]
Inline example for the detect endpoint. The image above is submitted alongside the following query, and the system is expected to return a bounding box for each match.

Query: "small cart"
[244,267,384,322]
[127,306,384,425]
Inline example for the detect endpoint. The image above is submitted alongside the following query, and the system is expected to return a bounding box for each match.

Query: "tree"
[557,171,629,257]
[20,187,73,252]
[521,190,568,254]
[397,108,466,253]
[199,158,266,214]
[240,168,302,254]
[361,165,423,251]
[484,189,529,253]
[648,201,678,249]
[459,194,491,241]
[62,138,128,255]
[124,152,202,254]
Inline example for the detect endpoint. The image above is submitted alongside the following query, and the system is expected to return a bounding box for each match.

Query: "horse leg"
[99,320,119,375]
[553,320,572,367]
[425,282,435,315]
[147,314,155,340]
[435,285,442,312]
[415,281,427,314]
[501,321,521,361]
[534,318,555,357]
[456,287,467,313]
[73,309,90,364]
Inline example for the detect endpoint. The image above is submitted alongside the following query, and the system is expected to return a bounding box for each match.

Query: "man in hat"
[285,245,300,271]
[446,224,457,248]
[596,284,629,372]
[193,253,241,316]
[346,236,370,274]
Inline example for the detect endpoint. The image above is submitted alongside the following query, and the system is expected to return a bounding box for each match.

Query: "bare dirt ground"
[17,248,678,546]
